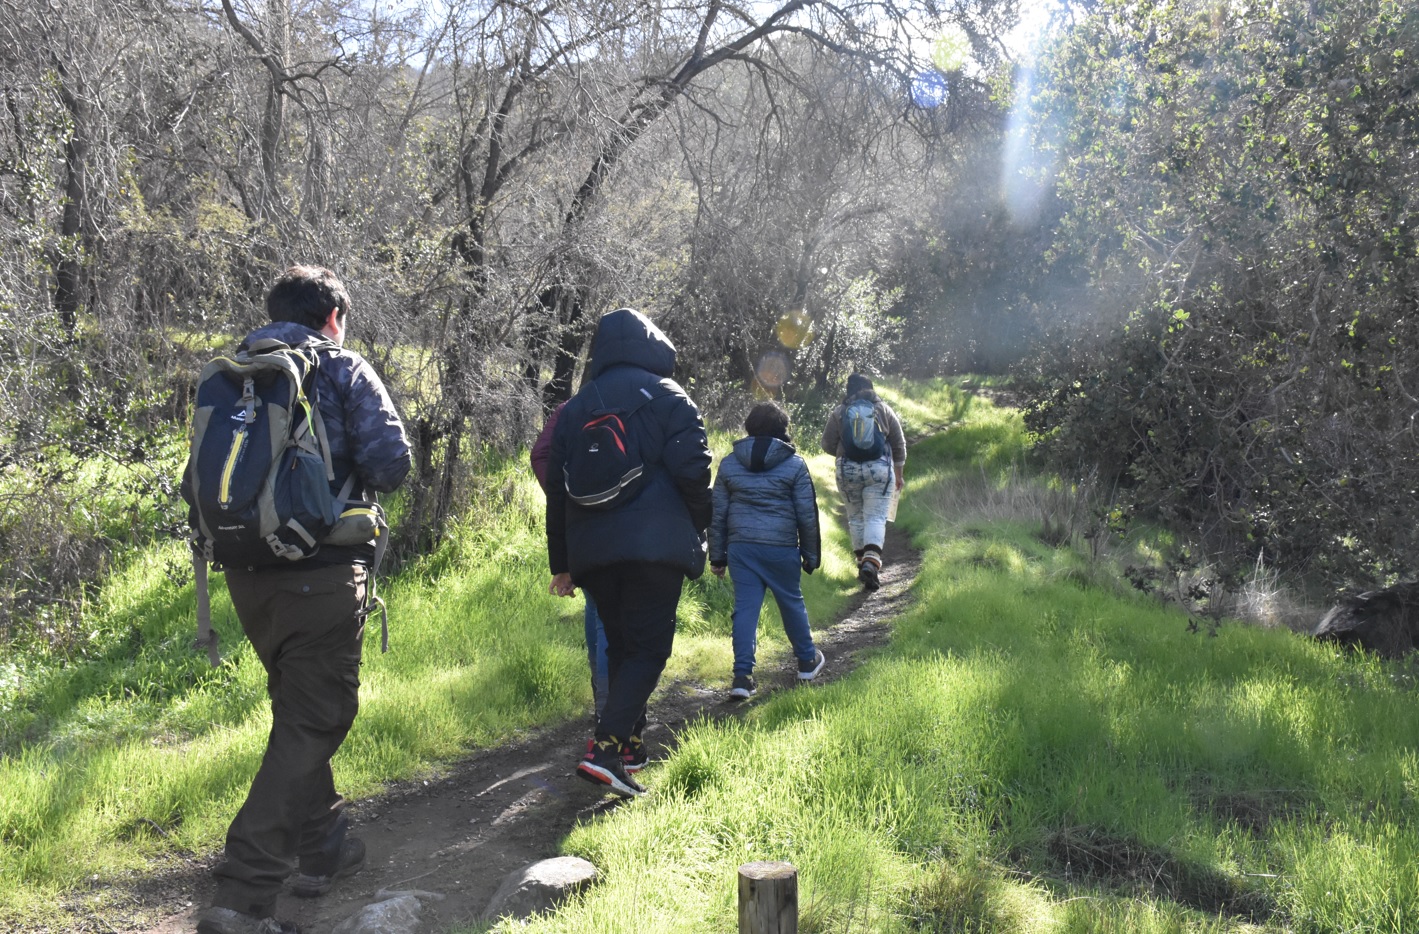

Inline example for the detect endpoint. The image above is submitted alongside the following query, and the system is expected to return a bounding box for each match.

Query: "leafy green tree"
[1018,0,1419,587]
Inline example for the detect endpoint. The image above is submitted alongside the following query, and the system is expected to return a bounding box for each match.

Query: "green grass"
[13,377,1419,932]
[462,380,1419,934]
[0,410,871,927]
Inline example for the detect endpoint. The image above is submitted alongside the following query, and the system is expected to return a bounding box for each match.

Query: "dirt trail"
[102,533,919,934]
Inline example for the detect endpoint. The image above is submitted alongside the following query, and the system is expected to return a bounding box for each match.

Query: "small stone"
[483,856,599,922]
[333,894,423,934]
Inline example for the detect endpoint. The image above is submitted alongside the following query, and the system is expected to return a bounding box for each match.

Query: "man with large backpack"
[821,373,906,591]
[545,308,713,799]
[188,266,410,934]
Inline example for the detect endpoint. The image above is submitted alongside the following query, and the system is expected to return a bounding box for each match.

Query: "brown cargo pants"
[211,563,367,918]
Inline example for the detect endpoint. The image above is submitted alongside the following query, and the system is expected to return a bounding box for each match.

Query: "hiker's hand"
[895,473,904,492]
[550,573,576,597]
[711,564,726,578]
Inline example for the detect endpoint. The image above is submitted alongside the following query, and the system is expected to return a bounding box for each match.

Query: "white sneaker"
[797,649,826,681]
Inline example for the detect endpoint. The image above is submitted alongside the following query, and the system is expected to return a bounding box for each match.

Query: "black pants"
[578,563,685,740]
[212,563,367,917]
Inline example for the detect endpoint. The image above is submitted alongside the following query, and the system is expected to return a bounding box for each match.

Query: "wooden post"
[738,861,798,934]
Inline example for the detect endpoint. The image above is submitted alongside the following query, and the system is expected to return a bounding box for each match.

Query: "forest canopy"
[1015,0,1419,591]
[4,0,1418,646]
[0,0,1020,640]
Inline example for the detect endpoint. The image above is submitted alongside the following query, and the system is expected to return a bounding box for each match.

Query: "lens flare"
[775,310,814,349]
[755,351,790,391]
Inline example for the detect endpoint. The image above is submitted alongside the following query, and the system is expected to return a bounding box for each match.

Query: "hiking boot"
[195,906,298,934]
[857,554,881,591]
[577,736,646,798]
[797,649,826,681]
[728,674,756,699]
[290,836,365,898]
[621,734,649,773]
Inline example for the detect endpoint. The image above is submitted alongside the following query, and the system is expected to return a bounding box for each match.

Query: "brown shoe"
[290,837,365,898]
[196,907,298,934]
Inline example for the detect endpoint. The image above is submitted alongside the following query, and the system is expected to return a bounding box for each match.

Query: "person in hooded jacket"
[709,402,825,700]
[545,308,713,798]
[821,373,907,591]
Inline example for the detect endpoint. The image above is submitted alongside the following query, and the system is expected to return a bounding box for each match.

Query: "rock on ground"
[332,894,424,934]
[482,856,599,923]
[1313,582,1419,658]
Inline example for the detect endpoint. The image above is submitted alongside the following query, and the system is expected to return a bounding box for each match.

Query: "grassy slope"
[0,422,859,927]
[466,382,1419,934]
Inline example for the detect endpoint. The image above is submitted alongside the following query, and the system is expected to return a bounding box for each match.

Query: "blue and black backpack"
[840,398,886,462]
[182,335,341,567]
[180,334,391,665]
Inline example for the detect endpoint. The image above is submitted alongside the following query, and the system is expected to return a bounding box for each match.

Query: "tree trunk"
[814,321,839,393]
[257,0,288,220]
[52,59,88,337]
[544,288,586,409]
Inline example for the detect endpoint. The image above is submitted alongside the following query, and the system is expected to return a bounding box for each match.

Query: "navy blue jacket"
[242,321,411,563]
[709,437,821,572]
[546,309,713,579]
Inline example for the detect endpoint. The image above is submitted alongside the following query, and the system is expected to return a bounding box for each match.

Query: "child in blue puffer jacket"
[709,402,825,698]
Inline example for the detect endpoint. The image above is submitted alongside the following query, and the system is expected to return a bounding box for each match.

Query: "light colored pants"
[837,458,893,552]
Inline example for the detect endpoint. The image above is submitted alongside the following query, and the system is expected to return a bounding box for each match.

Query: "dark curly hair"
[845,372,874,400]
[266,265,351,331]
[744,401,791,442]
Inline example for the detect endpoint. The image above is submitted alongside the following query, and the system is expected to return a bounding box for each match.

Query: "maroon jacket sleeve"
[530,402,565,493]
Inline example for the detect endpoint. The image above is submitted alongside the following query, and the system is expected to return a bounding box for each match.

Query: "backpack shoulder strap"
[292,339,338,482]
[625,384,661,418]
[192,551,221,667]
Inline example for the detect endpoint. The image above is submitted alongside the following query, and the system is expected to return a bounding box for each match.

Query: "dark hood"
[241,320,326,348]
[732,436,796,473]
[588,308,676,379]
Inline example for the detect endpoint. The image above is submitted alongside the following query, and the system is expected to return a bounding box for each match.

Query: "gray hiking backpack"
[840,398,886,462]
[181,335,390,665]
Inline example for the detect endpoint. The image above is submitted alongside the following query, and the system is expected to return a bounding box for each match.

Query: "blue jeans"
[728,541,816,677]
[584,596,609,718]
[836,458,893,552]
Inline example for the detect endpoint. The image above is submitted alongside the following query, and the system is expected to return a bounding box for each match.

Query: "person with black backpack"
[820,373,906,591]
[188,266,410,934]
[545,308,713,799]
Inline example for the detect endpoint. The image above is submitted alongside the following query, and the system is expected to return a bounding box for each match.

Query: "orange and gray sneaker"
[577,735,645,798]
[621,733,648,773]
